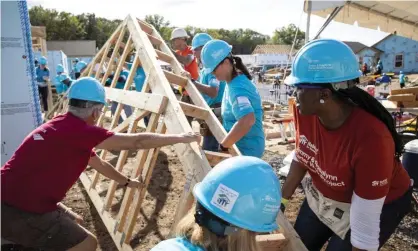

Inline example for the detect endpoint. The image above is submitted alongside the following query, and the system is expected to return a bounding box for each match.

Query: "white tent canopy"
[305,1,418,41]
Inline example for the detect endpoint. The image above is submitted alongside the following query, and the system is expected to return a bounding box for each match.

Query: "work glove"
[280,198,289,213]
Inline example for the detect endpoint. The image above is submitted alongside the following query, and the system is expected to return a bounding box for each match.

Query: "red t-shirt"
[1,113,114,213]
[293,106,410,204]
[176,46,199,80]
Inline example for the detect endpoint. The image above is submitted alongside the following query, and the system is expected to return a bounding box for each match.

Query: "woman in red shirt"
[281,39,412,251]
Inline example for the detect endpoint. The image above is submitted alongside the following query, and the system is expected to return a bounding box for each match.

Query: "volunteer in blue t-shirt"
[187,33,226,151]
[54,64,67,94]
[201,40,265,157]
[36,56,50,112]
[106,68,133,124]
[75,61,87,79]
[399,71,406,88]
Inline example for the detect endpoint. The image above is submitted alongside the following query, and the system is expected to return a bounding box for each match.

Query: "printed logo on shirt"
[372,179,388,187]
[296,135,346,188]
[209,78,220,87]
[299,135,318,155]
[236,96,251,111]
[33,133,44,140]
[210,184,239,214]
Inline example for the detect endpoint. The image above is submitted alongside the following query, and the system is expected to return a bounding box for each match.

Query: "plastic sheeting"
[306,1,418,41]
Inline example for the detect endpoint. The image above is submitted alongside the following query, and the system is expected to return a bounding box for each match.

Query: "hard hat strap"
[194,202,240,237]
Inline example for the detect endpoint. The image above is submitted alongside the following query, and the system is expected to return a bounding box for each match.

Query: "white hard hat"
[170,28,189,40]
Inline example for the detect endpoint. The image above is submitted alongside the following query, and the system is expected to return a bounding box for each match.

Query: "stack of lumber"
[387,87,418,108]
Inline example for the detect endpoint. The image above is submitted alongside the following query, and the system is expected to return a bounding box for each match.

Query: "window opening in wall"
[395,54,403,68]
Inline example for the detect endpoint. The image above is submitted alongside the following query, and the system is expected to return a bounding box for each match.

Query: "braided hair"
[327,79,403,159]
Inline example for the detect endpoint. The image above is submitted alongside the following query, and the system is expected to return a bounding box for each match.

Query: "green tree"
[144,14,172,41]
[271,24,305,49]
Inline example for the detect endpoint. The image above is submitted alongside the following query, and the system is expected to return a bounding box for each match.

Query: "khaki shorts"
[1,203,88,251]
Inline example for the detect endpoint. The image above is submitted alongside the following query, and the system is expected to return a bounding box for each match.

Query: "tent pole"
[305,0,312,44]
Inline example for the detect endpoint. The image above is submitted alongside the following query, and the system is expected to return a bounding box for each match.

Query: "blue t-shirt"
[36,67,50,84]
[151,238,205,251]
[127,63,146,91]
[399,74,406,84]
[198,69,225,106]
[53,75,68,94]
[222,74,265,157]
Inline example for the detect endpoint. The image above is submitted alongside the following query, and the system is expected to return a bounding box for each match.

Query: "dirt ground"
[62,140,418,251]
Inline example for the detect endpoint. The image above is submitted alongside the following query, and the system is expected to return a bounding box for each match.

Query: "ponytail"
[225,55,252,81]
[331,80,403,159]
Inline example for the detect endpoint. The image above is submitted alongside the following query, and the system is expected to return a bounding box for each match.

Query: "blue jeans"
[294,188,412,251]
[202,135,219,152]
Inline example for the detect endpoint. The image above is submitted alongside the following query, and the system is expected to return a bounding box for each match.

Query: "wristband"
[281,198,289,207]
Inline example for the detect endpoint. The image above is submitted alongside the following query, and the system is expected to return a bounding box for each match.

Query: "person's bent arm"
[171,49,194,66]
[88,155,131,184]
[193,80,218,98]
[95,132,200,151]
[221,113,255,147]
[281,159,307,200]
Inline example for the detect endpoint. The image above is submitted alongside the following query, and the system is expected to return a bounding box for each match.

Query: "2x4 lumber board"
[109,37,134,89]
[79,173,134,251]
[256,233,288,251]
[163,70,188,87]
[275,211,308,251]
[112,110,150,133]
[148,18,240,156]
[156,49,174,64]
[179,101,210,120]
[122,122,167,243]
[116,113,161,232]
[105,88,168,114]
[126,13,213,227]
[387,94,416,102]
[137,18,153,35]
[204,150,231,166]
[103,110,150,210]
[100,25,127,82]
[146,33,162,46]
[85,23,123,77]
[390,86,418,95]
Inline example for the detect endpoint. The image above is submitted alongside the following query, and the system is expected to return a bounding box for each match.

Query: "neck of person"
[317,100,353,130]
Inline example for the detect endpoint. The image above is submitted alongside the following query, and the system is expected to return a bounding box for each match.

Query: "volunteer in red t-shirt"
[281,39,412,251]
[1,77,200,251]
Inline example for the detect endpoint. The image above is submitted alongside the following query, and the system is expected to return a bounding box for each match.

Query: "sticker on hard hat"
[211,49,227,59]
[308,63,333,71]
[210,184,239,214]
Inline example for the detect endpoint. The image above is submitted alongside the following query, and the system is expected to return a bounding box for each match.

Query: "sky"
[27,0,389,46]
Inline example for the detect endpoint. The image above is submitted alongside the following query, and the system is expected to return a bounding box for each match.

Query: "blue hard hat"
[74,58,79,62]
[56,64,64,74]
[193,156,281,233]
[284,39,361,86]
[75,61,88,72]
[201,39,232,74]
[68,77,106,104]
[191,33,213,50]
[58,73,70,82]
[39,56,47,65]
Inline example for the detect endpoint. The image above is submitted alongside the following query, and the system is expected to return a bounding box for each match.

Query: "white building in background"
[252,44,294,71]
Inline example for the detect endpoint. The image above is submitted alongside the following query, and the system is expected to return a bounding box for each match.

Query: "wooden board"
[390,86,418,95]
[387,94,417,102]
